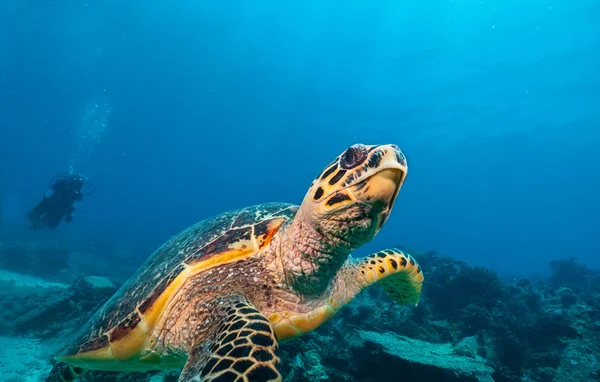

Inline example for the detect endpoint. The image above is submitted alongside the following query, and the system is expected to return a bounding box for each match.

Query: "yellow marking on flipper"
[273,319,302,341]
[371,249,423,305]
[364,267,377,284]
[290,306,335,333]
[327,248,424,314]
[273,251,422,342]
[268,312,283,324]
[271,305,336,342]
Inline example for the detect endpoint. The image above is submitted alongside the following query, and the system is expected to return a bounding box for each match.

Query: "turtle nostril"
[340,144,368,169]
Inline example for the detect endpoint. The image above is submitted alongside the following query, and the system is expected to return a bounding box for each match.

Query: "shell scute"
[138,264,186,315]
[192,226,254,264]
[78,335,109,354]
[61,202,298,364]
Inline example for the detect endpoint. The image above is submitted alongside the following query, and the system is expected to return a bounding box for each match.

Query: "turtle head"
[301,143,408,250]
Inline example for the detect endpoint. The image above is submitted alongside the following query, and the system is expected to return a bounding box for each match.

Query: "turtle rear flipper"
[328,248,424,310]
[46,362,86,382]
[180,292,282,382]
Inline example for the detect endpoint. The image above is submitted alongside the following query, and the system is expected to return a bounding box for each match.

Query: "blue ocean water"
[1,0,599,278]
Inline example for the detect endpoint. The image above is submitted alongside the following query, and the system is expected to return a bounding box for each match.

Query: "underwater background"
[0,0,599,381]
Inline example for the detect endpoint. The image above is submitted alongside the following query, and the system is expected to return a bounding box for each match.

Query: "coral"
[556,287,578,307]
[453,335,480,358]
[458,303,494,335]
[548,257,599,297]
[356,330,494,381]
[277,251,599,382]
[527,309,578,349]
[495,330,528,373]
[282,339,331,381]
[417,253,503,324]
[301,349,329,380]
[452,267,504,309]
[2,244,600,382]
[552,339,600,382]
[13,275,118,338]
[0,278,67,335]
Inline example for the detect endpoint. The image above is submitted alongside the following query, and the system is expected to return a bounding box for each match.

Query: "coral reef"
[1,245,599,381]
[14,275,119,339]
[356,330,494,381]
[275,251,600,382]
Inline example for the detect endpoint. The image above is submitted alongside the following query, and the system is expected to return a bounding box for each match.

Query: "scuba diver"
[27,172,95,230]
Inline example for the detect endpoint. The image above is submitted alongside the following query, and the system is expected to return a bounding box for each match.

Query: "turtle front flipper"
[180,292,282,382]
[46,362,86,382]
[328,248,424,311]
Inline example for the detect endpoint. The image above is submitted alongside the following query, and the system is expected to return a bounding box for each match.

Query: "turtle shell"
[59,202,298,369]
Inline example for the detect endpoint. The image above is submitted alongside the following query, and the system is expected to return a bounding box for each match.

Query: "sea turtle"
[47,143,424,382]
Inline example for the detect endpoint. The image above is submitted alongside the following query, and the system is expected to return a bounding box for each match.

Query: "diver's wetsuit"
[27,174,85,230]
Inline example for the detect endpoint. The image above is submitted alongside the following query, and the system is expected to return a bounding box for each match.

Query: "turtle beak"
[359,168,404,208]
[351,166,405,223]
[350,145,407,208]
[348,145,407,229]
[371,168,404,231]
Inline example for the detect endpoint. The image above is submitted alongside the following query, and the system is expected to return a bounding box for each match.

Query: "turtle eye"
[340,144,368,169]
